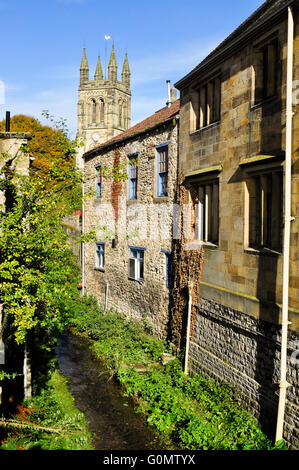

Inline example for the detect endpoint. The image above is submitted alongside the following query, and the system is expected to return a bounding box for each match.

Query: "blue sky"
[0,0,265,137]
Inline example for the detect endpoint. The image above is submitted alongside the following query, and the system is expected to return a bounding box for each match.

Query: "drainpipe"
[81,160,85,296]
[105,282,109,312]
[275,5,294,443]
[184,282,193,375]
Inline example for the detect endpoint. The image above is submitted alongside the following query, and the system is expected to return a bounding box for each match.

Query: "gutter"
[275,5,294,443]
[175,0,296,90]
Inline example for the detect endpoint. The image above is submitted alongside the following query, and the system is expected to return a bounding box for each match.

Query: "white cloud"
[131,39,220,87]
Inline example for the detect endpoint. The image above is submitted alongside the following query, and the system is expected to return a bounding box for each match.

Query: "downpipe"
[275,5,294,444]
[81,167,85,296]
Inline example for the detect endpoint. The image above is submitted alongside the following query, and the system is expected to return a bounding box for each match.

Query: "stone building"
[82,96,179,338]
[173,0,299,448]
[76,46,131,169]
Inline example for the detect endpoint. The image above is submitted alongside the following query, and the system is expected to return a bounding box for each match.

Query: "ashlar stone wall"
[175,8,299,449]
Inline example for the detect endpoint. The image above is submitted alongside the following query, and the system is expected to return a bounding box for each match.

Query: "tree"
[0,113,78,194]
[0,114,83,346]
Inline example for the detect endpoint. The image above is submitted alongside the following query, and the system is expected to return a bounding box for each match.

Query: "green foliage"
[0,370,93,450]
[0,114,83,344]
[0,113,80,196]
[70,302,287,451]
[70,296,169,372]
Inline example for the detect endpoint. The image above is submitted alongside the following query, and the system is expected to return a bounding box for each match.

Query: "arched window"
[122,101,127,128]
[118,100,123,127]
[99,99,104,124]
[91,99,96,124]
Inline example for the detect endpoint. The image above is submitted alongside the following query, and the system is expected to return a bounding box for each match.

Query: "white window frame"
[128,246,145,281]
[155,142,170,197]
[95,242,105,270]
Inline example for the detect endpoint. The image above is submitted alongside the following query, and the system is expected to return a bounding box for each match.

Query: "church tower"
[76,46,131,168]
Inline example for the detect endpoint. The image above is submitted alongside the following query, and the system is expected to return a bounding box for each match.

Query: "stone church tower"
[76,46,131,168]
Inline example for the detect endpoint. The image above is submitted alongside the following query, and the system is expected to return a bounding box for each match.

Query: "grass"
[69,295,287,451]
[0,369,93,450]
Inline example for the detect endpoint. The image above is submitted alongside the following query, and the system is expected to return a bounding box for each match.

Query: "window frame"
[128,153,138,200]
[95,164,102,198]
[95,242,105,270]
[195,178,220,245]
[244,166,283,252]
[128,246,146,281]
[156,143,169,197]
[253,36,279,105]
[195,75,221,130]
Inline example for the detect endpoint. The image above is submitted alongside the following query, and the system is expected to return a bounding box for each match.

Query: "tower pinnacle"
[108,44,118,82]
[94,55,103,81]
[121,52,130,88]
[80,48,89,83]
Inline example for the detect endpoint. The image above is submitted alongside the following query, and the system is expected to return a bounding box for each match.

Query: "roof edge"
[84,105,179,160]
[175,0,296,90]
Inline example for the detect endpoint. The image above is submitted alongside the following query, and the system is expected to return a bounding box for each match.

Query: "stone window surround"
[185,165,222,249]
[189,70,221,133]
[251,29,280,108]
[242,158,283,254]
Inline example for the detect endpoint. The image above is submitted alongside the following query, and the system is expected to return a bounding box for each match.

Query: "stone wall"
[189,299,298,448]
[62,215,82,266]
[83,119,178,338]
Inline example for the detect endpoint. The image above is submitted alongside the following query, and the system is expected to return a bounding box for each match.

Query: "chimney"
[5,111,10,132]
[166,80,171,107]
[170,88,177,103]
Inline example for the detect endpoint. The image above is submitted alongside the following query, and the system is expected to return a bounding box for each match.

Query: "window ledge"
[190,120,220,136]
[127,199,138,205]
[244,247,281,257]
[94,267,105,272]
[128,277,144,284]
[153,196,169,203]
[250,95,279,111]
[185,240,218,250]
